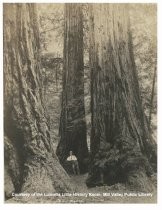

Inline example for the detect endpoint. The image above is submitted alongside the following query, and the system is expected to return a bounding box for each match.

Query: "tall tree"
[4,3,71,196]
[56,4,89,173]
[87,4,157,190]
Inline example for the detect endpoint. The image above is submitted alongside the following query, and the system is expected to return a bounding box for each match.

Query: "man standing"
[67,151,80,175]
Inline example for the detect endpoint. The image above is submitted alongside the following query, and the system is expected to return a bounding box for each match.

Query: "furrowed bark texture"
[56,4,89,173]
[4,3,71,195]
[87,4,157,190]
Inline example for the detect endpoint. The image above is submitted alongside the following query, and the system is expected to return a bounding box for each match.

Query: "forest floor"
[7,173,157,204]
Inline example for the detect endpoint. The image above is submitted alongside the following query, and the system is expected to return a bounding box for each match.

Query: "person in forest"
[67,151,80,175]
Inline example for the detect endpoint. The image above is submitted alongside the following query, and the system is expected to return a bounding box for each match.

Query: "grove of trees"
[4,3,157,202]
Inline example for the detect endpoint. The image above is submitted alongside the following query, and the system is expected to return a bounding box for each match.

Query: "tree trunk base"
[5,168,15,200]
[126,169,155,192]
[86,139,155,191]
[22,156,72,193]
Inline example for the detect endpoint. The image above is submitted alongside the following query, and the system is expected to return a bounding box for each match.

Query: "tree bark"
[4,3,71,195]
[149,65,156,129]
[87,4,157,190]
[56,3,89,173]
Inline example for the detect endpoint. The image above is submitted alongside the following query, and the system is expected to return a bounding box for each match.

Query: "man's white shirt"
[67,155,77,161]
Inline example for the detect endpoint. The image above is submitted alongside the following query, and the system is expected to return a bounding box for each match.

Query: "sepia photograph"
[3,1,157,204]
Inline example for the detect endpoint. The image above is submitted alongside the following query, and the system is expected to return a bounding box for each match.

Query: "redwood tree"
[56,3,89,172]
[86,4,157,190]
[4,3,71,196]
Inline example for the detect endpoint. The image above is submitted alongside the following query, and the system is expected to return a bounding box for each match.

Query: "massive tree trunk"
[87,4,157,190]
[4,3,71,196]
[56,3,89,173]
